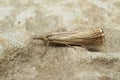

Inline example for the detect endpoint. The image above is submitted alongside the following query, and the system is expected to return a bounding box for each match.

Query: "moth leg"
[80,44,88,50]
[65,44,76,50]
[41,41,49,58]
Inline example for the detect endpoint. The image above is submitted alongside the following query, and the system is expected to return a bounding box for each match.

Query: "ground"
[0,0,120,80]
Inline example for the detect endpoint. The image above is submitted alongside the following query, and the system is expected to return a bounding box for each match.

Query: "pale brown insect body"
[33,27,104,47]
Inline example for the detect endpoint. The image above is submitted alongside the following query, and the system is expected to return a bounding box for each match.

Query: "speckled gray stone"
[0,0,120,80]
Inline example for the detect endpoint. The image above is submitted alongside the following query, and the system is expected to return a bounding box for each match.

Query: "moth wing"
[48,28,104,46]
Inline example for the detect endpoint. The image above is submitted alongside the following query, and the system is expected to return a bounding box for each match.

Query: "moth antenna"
[32,35,46,41]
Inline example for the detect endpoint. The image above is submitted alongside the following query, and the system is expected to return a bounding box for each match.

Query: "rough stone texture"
[0,0,120,80]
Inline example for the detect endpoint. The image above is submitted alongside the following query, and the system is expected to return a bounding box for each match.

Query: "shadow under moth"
[33,27,104,57]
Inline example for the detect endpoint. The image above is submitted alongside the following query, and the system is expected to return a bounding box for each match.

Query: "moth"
[33,27,104,47]
[33,27,104,57]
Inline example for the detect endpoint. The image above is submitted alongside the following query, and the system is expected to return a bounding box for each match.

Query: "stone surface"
[0,0,120,80]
